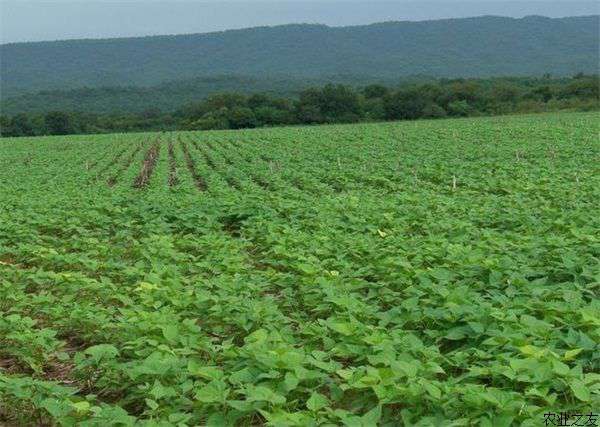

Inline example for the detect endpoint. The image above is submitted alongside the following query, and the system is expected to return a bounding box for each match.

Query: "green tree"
[45,111,73,135]
[422,103,447,118]
[447,100,472,117]
[529,86,554,102]
[490,83,521,103]
[0,116,10,137]
[255,106,293,126]
[384,89,427,120]
[9,114,35,136]
[228,107,257,129]
[363,84,389,99]
[560,76,599,99]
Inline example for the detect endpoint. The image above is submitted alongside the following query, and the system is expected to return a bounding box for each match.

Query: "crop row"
[0,112,598,426]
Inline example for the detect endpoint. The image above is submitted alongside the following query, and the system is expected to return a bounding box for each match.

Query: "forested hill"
[2,15,598,97]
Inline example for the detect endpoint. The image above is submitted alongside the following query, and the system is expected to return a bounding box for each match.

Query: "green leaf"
[145,398,159,410]
[72,401,90,413]
[563,348,583,360]
[391,360,418,378]
[41,398,70,418]
[519,345,541,356]
[188,361,224,381]
[328,321,354,336]
[361,405,382,425]
[422,381,442,399]
[306,392,328,411]
[84,344,119,362]
[227,400,254,411]
[162,324,179,342]
[245,328,268,344]
[570,379,590,402]
[551,359,570,376]
[283,372,299,392]
[195,380,230,404]
[245,385,286,405]
[445,327,468,340]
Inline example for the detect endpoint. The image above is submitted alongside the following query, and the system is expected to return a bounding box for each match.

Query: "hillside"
[1,15,598,99]
[0,74,405,115]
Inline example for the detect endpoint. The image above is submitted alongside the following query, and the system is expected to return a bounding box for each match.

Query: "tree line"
[1,74,598,137]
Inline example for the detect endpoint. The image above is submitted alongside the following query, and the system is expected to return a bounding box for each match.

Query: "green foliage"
[44,111,74,135]
[2,15,598,98]
[0,112,599,425]
[296,84,362,124]
[1,75,599,137]
[228,107,257,129]
[447,100,472,117]
[384,88,428,120]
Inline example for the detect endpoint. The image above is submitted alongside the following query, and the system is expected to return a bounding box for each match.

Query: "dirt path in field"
[168,140,180,187]
[133,139,161,189]
[181,141,207,191]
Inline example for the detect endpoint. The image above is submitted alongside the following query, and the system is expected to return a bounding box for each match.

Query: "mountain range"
[1,15,598,114]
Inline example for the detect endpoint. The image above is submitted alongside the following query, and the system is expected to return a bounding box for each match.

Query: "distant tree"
[228,107,257,129]
[296,103,323,124]
[363,84,389,99]
[254,106,293,126]
[422,103,447,118]
[29,114,48,135]
[447,100,472,117]
[490,83,521,103]
[247,94,271,110]
[417,83,444,103]
[441,81,483,107]
[191,112,229,130]
[9,113,35,137]
[320,84,361,122]
[296,84,361,123]
[204,93,247,111]
[0,116,11,137]
[45,111,73,135]
[296,88,324,123]
[384,89,427,120]
[529,85,554,102]
[362,97,386,120]
[140,108,162,119]
[560,76,600,99]
[1,74,599,138]
[178,102,207,121]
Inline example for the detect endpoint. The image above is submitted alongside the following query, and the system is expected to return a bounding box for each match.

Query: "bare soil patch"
[133,139,161,189]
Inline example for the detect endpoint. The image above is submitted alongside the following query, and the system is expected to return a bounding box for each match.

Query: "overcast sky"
[1,1,598,44]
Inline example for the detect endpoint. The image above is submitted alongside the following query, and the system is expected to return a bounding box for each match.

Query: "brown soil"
[133,140,161,189]
[167,140,179,187]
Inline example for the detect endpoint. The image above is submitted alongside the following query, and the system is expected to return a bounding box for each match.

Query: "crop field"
[0,112,599,426]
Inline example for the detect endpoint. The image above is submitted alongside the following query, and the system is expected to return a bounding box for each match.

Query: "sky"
[1,0,598,44]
